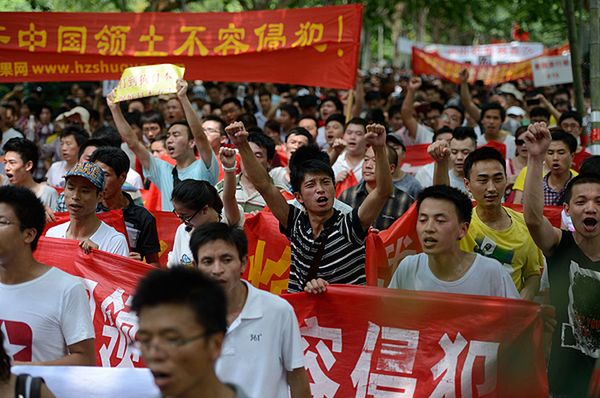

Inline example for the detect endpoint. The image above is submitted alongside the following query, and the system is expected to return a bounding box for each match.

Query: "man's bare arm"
[287,367,311,398]
[459,69,481,122]
[400,77,421,140]
[520,275,541,301]
[176,79,213,168]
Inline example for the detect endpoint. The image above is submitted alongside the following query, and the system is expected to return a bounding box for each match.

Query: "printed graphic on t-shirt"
[474,236,514,274]
[0,319,32,361]
[561,260,600,358]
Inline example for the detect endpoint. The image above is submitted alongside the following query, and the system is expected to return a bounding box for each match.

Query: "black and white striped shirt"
[282,205,367,293]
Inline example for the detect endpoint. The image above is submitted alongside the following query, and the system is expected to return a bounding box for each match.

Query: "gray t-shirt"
[388,253,520,299]
[393,173,423,200]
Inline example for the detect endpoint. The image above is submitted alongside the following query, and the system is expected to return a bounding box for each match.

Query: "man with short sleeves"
[190,222,310,398]
[0,185,95,365]
[108,80,218,211]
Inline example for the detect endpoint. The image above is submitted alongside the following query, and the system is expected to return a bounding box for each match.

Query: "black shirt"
[546,230,600,397]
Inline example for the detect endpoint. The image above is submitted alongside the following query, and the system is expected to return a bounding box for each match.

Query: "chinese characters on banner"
[33,238,547,397]
[412,47,534,86]
[0,6,362,88]
[531,55,573,87]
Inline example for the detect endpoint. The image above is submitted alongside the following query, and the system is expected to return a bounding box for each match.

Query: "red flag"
[400,143,432,174]
[481,140,507,159]
[336,170,358,197]
[150,211,181,267]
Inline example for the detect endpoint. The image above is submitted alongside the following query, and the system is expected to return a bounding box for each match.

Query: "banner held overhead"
[0,5,362,88]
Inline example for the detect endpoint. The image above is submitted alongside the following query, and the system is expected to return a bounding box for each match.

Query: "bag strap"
[15,374,29,398]
[29,377,45,398]
[171,166,181,189]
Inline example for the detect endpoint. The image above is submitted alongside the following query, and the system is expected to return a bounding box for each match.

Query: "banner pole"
[345,89,354,122]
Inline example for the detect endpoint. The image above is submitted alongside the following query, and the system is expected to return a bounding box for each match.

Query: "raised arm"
[522,122,562,255]
[176,79,213,168]
[219,146,241,226]
[429,140,451,186]
[107,91,151,169]
[535,93,562,122]
[400,77,421,140]
[225,122,290,227]
[357,124,393,231]
[459,69,481,122]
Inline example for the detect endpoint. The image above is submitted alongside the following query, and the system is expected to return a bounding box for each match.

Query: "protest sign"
[531,55,573,87]
[112,64,185,102]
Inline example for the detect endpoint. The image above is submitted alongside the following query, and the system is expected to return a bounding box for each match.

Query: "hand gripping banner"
[0,5,362,88]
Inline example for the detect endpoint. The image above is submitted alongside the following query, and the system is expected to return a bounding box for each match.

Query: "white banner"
[423,42,544,65]
[531,55,573,87]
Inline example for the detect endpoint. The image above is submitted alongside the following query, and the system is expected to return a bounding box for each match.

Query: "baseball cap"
[497,83,524,102]
[64,162,105,190]
[386,132,406,150]
[55,106,90,132]
[506,106,526,117]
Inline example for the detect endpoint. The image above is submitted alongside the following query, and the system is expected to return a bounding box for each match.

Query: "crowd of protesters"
[0,67,598,398]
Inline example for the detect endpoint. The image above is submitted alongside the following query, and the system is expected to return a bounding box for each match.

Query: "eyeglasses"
[172,208,201,224]
[515,139,525,146]
[134,332,209,352]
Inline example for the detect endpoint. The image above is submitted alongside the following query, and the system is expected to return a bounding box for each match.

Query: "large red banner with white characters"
[33,238,547,397]
[285,286,547,397]
[0,5,362,88]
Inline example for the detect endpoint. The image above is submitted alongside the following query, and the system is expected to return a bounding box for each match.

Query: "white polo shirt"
[216,281,305,398]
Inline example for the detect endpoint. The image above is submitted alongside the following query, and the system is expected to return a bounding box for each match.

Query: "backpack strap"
[15,373,30,398]
[29,377,45,398]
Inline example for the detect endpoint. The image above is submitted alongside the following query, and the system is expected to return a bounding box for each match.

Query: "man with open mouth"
[524,122,600,398]
[226,120,392,294]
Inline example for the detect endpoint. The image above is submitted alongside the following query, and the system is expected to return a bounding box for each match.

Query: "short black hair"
[445,105,465,124]
[550,130,577,153]
[77,138,110,159]
[248,132,276,161]
[388,104,402,118]
[428,102,444,114]
[385,144,399,167]
[297,95,318,111]
[298,114,318,127]
[320,96,343,113]
[0,185,45,251]
[168,120,193,141]
[3,137,39,174]
[285,127,314,144]
[151,132,167,145]
[60,125,89,147]
[140,111,165,129]
[559,110,583,127]
[480,102,506,122]
[452,127,477,146]
[131,267,227,336]
[171,179,223,214]
[432,126,453,142]
[264,119,281,134]
[125,110,142,129]
[345,117,367,131]
[289,145,334,193]
[89,147,130,177]
[464,146,506,179]
[221,97,242,109]
[237,113,258,129]
[580,155,600,176]
[365,108,386,126]
[530,107,551,122]
[190,222,248,264]
[564,173,600,203]
[92,125,122,147]
[325,113,345,126]
[280,104,300,121]
[417,185,473,224]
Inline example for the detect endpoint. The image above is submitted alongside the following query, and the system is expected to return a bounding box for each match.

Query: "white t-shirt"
[167,208,244,268]
[477,133,516,160]
[126,168,144,190]
[401,123,434,146]
[37,184,58,209]
[388,252,520,299]
[46,221,130,257]
[414,163,468,194]
[0,267,94,362]
[332,151,364,182]
[216,281,305,398]
[46,160,70,188]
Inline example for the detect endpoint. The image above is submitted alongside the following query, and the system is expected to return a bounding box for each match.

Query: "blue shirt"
[143,153,219,211]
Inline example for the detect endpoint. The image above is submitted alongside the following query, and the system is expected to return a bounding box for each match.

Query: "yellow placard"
[112,64,185,103]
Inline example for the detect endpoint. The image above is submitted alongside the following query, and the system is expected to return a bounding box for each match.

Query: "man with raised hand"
[108,79,218,211]
[523,122,600,398]
[225,121,392,293]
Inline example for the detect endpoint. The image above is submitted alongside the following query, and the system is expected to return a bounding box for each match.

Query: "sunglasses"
[515,139,525,146]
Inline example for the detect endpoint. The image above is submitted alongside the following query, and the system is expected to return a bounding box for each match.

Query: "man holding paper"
[108,78,218,211]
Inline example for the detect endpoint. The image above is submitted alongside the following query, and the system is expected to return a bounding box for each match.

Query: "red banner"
[34,237,153,368]
[0,6,362,88]
[399,144,432,176]
[412,47,533,86]
[32,239,548,397]
[285,286,547,397]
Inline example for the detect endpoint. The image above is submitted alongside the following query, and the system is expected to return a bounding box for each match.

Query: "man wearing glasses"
[189,222,310,398]
[132,267,250,398]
